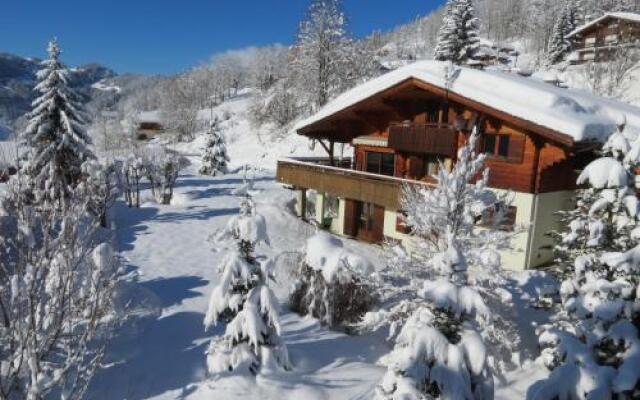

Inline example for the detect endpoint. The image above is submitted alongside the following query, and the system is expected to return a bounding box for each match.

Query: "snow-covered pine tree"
[20,39,94,208]
[199,116,229,176]
[434,0,481,65]
[529,122,640,399]
[293,0,351,109]
[203,194,290,375]
[374,130,518,399]
[378,234,494,400]
[434,0,458,62]
[546,1,577,66]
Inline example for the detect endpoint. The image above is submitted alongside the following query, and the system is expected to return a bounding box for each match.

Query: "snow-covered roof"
[295,60,640,144]
[568,12,640,38]
[137,110,162,124]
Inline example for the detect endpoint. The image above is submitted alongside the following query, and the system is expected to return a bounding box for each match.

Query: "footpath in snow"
[88,160,389,400]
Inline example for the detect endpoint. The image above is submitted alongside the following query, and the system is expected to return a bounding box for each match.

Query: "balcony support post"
[295,188,307,219]
[315,192,326,227]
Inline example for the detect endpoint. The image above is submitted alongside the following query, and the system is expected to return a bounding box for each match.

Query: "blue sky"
[0,1,443,75]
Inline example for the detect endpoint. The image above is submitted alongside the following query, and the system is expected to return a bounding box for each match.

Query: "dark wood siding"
[344,199,357,236]
[388,123,457,156]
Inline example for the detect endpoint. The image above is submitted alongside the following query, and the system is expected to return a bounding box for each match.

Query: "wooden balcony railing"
[388,123,458,156]
[276,158,432,209]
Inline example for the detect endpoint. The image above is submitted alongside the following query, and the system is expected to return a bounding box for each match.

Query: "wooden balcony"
[388,123,457,156]
[276,158,431,209]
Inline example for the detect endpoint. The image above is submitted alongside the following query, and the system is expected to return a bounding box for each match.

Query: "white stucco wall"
[380,189,574,271]
[496,191,534,271]
[525,190,575,268]
[314,189,574,271]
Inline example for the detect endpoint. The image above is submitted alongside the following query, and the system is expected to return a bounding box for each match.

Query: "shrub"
[289,232,375,328]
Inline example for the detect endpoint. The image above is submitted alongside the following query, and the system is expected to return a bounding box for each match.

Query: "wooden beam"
[352,110,390,131]
[380,97,414,120]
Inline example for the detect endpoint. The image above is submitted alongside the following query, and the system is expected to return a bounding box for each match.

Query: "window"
[479,203,517,231]
[365,151,395,176]
[586,36,596,45]
[407,154,443,180]
[366,152,381,173]
[382,153,395,176]
[424,155,441,177]
[396,211,412,234]
[483,135,496,154]
[358,202,375,231]
[483,134,510,158]
[325,194,339,219]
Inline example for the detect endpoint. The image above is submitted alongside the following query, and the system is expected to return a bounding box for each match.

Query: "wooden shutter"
[373,205,385,242]
[355,150,364,171]
[507,135,525,163]
[343,199,358,236]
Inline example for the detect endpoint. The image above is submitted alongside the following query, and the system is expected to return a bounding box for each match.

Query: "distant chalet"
[568,12,640,64]
[136,111,165,141]
[276,61,640,270]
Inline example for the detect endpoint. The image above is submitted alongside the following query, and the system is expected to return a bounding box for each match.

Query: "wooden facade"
[278,75,596,254]
[296,78,588,195]
[569,14,640,64]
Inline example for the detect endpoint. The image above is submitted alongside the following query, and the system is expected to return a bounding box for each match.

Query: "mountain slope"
[0,52,117,138]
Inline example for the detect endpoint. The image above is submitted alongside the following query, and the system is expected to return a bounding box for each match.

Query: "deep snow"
[81,150,557,399]
[1,88,563,400]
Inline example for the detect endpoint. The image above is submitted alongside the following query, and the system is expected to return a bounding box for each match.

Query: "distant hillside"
[0,52,117,139]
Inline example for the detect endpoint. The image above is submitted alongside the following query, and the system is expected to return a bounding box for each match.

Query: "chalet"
[568,12,640,64]
[276,60,640,270]
[136,111,165,141]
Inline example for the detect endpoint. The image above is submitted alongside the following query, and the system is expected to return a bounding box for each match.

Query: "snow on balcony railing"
[277,157,434,188]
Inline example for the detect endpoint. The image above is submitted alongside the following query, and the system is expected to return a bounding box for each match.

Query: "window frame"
[478,202,517,231]
[483,134,510,159]
[365,151,395,176]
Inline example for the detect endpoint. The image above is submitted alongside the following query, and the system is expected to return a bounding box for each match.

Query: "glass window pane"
[483,135,496,154]
[381,153,395,176]
[426,160,439,176]
[498,135,510,157]
[366,152,381,173]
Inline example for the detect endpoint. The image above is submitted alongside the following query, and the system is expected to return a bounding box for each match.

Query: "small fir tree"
[20,40,94,208]
[434,0,481,65]
[204,194,290,375]
[378,235,494,400]
[529,123,640,399]
[373,131,518,399]
[199,116,229,176]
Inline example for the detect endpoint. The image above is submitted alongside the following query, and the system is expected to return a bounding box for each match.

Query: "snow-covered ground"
[86,155,392,399]
[0,88,565,399]
[79,142,557,399]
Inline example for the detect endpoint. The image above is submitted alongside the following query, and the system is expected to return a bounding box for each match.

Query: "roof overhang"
[297,77,576,148]
[568,12,640,38]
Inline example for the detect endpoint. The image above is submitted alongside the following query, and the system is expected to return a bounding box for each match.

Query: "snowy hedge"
[289,232,375,328]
